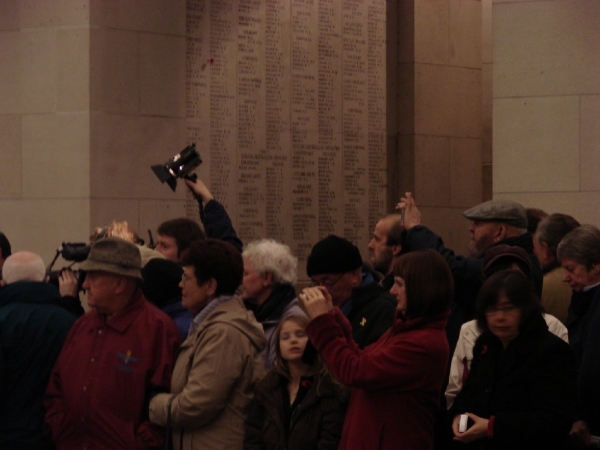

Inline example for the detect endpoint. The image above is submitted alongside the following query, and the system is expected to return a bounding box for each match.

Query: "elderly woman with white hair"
[242,239,305,367]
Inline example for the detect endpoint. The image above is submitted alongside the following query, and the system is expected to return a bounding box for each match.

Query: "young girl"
[244,314,346,450]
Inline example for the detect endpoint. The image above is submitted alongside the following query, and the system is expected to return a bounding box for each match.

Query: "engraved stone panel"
[185,0,387,276]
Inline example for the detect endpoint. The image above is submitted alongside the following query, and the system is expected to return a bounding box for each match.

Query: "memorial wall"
[186,0,387,275]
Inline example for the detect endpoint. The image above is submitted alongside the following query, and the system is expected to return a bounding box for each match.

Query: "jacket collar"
[392,308,450,334]
[0,281,61,307]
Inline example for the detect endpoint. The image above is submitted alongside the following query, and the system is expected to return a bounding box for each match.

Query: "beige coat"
[150,296,266,450]
[541,266,572,324]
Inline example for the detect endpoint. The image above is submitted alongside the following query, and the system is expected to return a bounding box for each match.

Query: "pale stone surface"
[580,95,600,191]
[494,192,600,228]
[449,0,482,69]
[482,0,492,64]
[21,29,57,113]
[57,28,90,112]
[450,137,482,208]
[22,113,90,199]
[415,63,482,138]
[0,199,90,265]
[20,0,90,28]
[0,115,22,199]
[139,199,191,241]
[420,206,472,256]
[0,31,22,114]
[494,0,600,97]
[493,96,579,193]
[90,114,186,199]
[415,135,450,207]
[0,1,19,30]
[414,1,449,65]
[90,28,139,114]
[140,33,186,118]
[89,0,185,35]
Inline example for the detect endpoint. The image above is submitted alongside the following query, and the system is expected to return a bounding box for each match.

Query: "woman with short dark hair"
[450,270,577,449]
[149,239,266,450]
[299,249,453,450]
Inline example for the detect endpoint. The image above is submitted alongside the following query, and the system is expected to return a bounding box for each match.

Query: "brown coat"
[149,296,266,450]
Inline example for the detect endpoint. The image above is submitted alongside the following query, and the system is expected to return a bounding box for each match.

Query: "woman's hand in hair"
[299,286,334,319]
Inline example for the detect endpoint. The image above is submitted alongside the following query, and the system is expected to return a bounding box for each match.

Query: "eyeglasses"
[485,305,519,316]
[309,273,345,288]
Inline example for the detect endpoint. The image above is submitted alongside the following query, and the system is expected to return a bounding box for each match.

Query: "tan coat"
[150,296,266,450]
[541,266,572,324]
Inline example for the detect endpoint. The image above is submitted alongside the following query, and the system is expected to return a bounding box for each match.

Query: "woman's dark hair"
[393,249,453,318]
[181,238,242,296]
[475,270,542,334]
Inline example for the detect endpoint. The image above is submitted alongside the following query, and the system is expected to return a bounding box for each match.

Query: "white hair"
[2,251,46,284]
[242,239,298,285]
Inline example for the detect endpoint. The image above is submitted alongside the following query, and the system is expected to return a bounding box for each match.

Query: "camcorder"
[47,242,89,291]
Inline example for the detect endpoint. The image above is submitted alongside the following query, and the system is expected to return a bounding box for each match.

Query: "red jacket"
[305,308,449,450]
[44,290,180,450]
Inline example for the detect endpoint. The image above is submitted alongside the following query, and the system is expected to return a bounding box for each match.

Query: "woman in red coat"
[299,249,453,450]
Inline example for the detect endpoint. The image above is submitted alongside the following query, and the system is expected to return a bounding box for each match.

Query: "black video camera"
[47,242,90,291]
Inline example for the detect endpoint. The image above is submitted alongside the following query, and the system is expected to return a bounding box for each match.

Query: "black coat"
[450,315,577,450]
[244,371,347,450]
[575,284,600,434]
[345,282,396,349]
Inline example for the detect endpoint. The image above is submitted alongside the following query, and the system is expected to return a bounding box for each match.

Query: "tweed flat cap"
[463,199,528,229]
[79,237,142,280]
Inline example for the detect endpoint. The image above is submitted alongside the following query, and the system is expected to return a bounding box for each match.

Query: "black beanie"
[306,235,363,277]
[141,258,183,309]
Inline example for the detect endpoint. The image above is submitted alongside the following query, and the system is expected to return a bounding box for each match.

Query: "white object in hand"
[459,414,469,433]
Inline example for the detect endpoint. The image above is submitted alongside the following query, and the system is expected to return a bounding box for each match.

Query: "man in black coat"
[396,193,543,358]
[305,234,396,349]
[0,251,76,449]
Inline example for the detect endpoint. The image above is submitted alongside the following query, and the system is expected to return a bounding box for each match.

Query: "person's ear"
[205,278,218,297]
[494,224,507,242]
[390,244,402,257]
[0,280,5,287]
[263,271,273,287]
[44,275,50,283]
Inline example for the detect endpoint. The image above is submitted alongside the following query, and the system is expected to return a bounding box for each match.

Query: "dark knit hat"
[482,244,532,279]
[463,199,528,229]
[306,235,363,277]
[79,237,142,280]
[141,258,183,308]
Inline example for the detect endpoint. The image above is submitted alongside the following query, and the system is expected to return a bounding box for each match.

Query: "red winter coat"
[305,307,449,450]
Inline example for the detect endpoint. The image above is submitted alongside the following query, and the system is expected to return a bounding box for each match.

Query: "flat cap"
[463,199,527,229]
[79,237,142,280]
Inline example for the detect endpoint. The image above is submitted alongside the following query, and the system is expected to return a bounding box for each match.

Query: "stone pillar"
[393,0,483,252]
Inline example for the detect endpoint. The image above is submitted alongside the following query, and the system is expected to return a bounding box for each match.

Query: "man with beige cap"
[45,238,180,450]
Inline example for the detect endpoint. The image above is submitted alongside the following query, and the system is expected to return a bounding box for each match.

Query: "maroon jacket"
[305,307,449,450]
[44,290,180,450]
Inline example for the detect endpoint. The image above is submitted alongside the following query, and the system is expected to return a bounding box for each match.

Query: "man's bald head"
[2,251,46,285]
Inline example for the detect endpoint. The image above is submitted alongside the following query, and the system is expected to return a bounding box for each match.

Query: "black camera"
[151,144,202,192]
[47,242,90,291]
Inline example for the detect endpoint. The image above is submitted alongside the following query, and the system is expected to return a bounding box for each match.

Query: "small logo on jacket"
[116,350,138,372]
[360,317,367,326]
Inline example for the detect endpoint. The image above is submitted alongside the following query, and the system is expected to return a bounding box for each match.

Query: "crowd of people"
[1,177,599,450]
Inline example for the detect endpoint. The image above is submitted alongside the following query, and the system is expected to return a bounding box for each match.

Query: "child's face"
[279,320,308,363]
